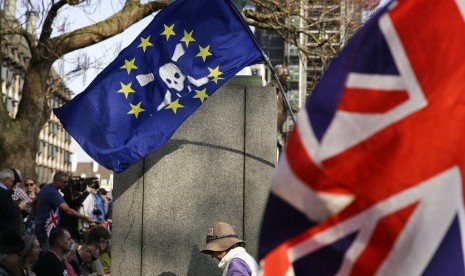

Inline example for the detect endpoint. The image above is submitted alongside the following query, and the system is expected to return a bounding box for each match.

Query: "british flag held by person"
[259,0,465,275]
[45,209,59,236]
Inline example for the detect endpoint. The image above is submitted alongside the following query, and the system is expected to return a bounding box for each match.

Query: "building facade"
[255,0,363,133]
[1,0,73,184]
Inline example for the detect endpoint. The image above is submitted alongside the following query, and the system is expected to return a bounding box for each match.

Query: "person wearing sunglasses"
[10,169,33,216]
[22,178,40,237]
[35,172,95,252]
[23,178,40,202]
[69,242,100,276]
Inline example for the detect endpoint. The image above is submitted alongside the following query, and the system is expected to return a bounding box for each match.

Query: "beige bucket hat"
[201,222,245,253]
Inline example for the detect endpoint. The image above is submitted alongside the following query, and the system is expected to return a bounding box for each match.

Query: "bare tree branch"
[0,26,39,57]
[38,0,67,42]
[46,0,168,60]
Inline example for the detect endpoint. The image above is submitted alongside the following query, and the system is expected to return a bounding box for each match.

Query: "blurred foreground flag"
[259,0,465,275]
[54,0,264,172]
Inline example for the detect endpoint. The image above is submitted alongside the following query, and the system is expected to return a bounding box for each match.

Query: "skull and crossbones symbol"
[136,43,209,111]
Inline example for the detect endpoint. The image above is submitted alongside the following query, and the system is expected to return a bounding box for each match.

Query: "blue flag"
[54,0,265,172]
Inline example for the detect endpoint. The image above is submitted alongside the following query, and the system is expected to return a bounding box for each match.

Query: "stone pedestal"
[112,76,275,275]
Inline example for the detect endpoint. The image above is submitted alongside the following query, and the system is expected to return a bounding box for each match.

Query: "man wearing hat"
[201,222,259,276]
[0,229,25,276]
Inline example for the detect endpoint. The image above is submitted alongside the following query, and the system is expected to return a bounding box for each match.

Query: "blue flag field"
[54,0,264,172]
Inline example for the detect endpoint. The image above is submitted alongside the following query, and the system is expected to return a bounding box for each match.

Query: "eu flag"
[54,0,265,172]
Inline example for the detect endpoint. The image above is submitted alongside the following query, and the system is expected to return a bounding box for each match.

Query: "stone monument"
[112,76,276,275]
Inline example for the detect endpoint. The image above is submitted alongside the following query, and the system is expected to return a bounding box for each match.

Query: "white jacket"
[79,193,95,229]
[218,247,259,276]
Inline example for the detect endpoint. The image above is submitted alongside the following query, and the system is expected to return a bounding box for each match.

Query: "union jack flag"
[45,208,60,237]
[259,0,465,275]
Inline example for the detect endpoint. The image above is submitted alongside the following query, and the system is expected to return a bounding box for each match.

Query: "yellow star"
[127,102,145,119]
[181,30,195,47]
[196,45,213,62]
[138,36,153,52]
[121,58,138,75]
[118,82,135,99]
[207,66,224,84]
[161,24,175,41]
[165,99,184,114]
[193,88,209,103]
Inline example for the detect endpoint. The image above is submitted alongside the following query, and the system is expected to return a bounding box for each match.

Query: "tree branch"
[0,27,39,57]
[45,0,168,60]
[38,0,68,43]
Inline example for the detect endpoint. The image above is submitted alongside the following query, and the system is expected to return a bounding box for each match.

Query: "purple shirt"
[227,258,252,276]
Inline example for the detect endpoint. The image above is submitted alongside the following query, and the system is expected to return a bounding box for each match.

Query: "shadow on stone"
[112,157,144,202]
[157,272,178,276]
[113,139,183,202]
[144,138,274,174]
[186,244,218,276]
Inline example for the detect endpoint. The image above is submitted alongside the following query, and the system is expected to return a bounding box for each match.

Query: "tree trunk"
[0,124,39,181]
[0,61,52,180]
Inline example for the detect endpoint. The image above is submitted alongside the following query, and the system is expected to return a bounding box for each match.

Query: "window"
[64,152,72,163]
[48,145,57,159]
[49,123,58,136]
[6,98,13,114]
[64,132,71,143]
[38,141,44,154]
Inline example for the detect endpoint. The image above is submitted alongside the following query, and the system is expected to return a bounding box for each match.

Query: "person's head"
[201,222,245,261]
[97,188,108,200]
[22,234,41,264]
[87,226,110,252]
[52,171,69,190]
[23,177,38,193]
[0,168,15,190]
[89,181,100,193]
[77,243,100,264]
[0,229,25,275]
[274,64,290,85]
[49,227,72,254]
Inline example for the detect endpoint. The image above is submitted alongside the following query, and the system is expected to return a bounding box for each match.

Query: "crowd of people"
[0,168,113,276]
[0,167,261,275]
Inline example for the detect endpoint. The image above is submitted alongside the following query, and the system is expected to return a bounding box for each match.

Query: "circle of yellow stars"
[118,22,224,118]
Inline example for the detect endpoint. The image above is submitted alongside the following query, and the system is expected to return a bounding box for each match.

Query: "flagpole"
[226,0,296,124]
[262,52,296,124]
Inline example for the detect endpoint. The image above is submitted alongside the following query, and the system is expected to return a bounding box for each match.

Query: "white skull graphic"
[159,63,186,92]
[135,42,210,111]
